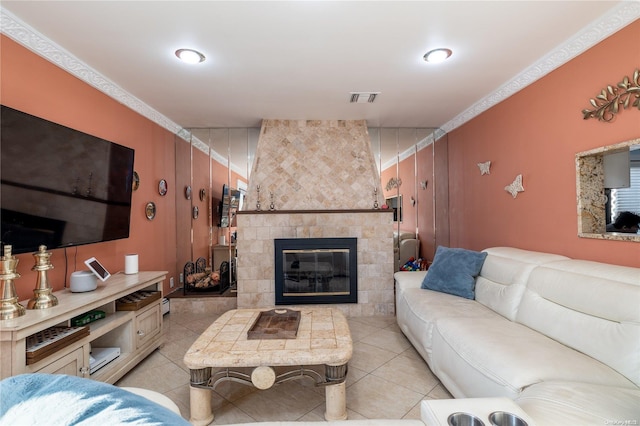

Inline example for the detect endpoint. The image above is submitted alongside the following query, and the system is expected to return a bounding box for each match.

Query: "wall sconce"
[420,180,428,190]
[411,196,416,206]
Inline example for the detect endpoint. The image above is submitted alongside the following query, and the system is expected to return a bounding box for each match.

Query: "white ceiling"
[1,1,637,133]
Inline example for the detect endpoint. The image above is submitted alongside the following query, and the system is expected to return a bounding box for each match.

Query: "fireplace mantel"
[238,209,393,215]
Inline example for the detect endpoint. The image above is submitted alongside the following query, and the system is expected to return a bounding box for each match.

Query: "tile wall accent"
[236,211,395,316]
[576,154,605,235]
[246,119,384,211]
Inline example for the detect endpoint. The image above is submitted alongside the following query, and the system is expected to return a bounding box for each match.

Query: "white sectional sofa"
[395,246,640,425]
[394,231,420,271]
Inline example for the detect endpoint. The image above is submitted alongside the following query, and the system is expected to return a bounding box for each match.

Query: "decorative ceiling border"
[2,2,639,141]
[0,9,244,173]
[440,1,640,134]
[0,8,184,138]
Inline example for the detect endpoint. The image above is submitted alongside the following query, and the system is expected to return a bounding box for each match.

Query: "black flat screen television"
[1,105,135,254]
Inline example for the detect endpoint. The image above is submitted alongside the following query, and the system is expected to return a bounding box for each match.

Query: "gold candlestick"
[0,245,26,320]
[269,192,275,211]
[256,185,262,211]
[27,245,58,310]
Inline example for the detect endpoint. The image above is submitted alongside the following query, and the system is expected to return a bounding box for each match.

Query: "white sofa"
[395,246,640,425]
[394,231,420,271]
[233,421,425,426]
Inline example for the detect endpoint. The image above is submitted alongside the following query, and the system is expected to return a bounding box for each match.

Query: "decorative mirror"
[145,202,156,220]
[158,179,168,196]
[576,137,639,241]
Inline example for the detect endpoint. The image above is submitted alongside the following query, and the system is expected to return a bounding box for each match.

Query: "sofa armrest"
[395,271,427,292]
[399,238,420,265]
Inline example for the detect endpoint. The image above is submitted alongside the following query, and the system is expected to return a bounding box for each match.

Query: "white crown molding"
[440,1,640,134]
[0,8,185,138]
[0,9,250,176]
[2,2,638,143]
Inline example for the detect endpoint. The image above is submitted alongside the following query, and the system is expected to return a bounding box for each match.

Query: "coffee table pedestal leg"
[324,364,348,421]
[189,368,214,426]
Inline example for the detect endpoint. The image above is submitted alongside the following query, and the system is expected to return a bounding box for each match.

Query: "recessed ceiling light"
[175,49,206,64]
[423,48,452,63]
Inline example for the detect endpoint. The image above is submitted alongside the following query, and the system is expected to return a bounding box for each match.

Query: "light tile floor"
[116,311,451,424]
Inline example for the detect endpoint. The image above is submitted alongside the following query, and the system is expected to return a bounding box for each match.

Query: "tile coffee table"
[183,308,352,425]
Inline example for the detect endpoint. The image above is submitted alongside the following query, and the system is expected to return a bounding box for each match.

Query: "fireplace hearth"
[274,238,357,305]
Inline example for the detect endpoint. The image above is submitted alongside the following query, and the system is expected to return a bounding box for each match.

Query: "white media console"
[0,271,166,384]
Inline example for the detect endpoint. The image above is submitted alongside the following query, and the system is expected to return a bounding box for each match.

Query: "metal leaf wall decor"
[385,177,402,191]
[582,69,640,122]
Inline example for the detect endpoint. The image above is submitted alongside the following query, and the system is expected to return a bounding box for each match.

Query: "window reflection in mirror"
[385,195,403,222]
[576,138,640,241]
[605,145,640,233]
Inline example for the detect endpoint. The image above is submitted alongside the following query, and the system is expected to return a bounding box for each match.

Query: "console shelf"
[0,271,166,384]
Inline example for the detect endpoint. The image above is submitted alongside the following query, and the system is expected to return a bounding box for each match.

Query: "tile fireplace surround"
[235,119,396,317]
[236,210,395,316]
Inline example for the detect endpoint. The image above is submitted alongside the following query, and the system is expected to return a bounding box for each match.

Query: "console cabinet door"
[34,346,86,377]
[135,304,161,349]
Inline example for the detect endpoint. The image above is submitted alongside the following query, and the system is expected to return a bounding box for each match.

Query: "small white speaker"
[124,253,139,274]
[70,271,98,293]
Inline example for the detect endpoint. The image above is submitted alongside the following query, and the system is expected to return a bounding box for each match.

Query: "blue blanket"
[0,373,190,425]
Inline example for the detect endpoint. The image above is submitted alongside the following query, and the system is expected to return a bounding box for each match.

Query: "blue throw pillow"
[0,373,190,425]
[421,246,488,299]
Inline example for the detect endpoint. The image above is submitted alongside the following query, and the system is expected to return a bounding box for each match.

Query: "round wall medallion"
[145,202,156,220]
[185,185,192,200]
[132,171,140,191]
[158,179,168,196]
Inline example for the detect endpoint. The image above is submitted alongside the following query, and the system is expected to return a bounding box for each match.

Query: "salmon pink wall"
[1,35,178,299]
[446,21,639,267]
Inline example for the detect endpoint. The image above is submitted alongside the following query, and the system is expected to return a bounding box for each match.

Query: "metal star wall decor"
[477,161,491,175]
[505,174,524,198]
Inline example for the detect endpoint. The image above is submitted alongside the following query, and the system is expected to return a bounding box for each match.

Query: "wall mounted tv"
[1,105,135,254]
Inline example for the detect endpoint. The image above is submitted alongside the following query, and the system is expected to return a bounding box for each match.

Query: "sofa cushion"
[395,270,498,365]
[475,247,569,321]
[516,259,640,388]
[396,286,498,366]
[430,317,635,399]
[421,246,487,299]
[515,381,640,425]
[233,421,426,426]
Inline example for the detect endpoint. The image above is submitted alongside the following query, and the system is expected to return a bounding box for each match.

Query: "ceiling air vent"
[349,92,380,103]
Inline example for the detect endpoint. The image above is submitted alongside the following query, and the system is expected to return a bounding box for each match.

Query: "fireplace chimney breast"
[246,120,383,211]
